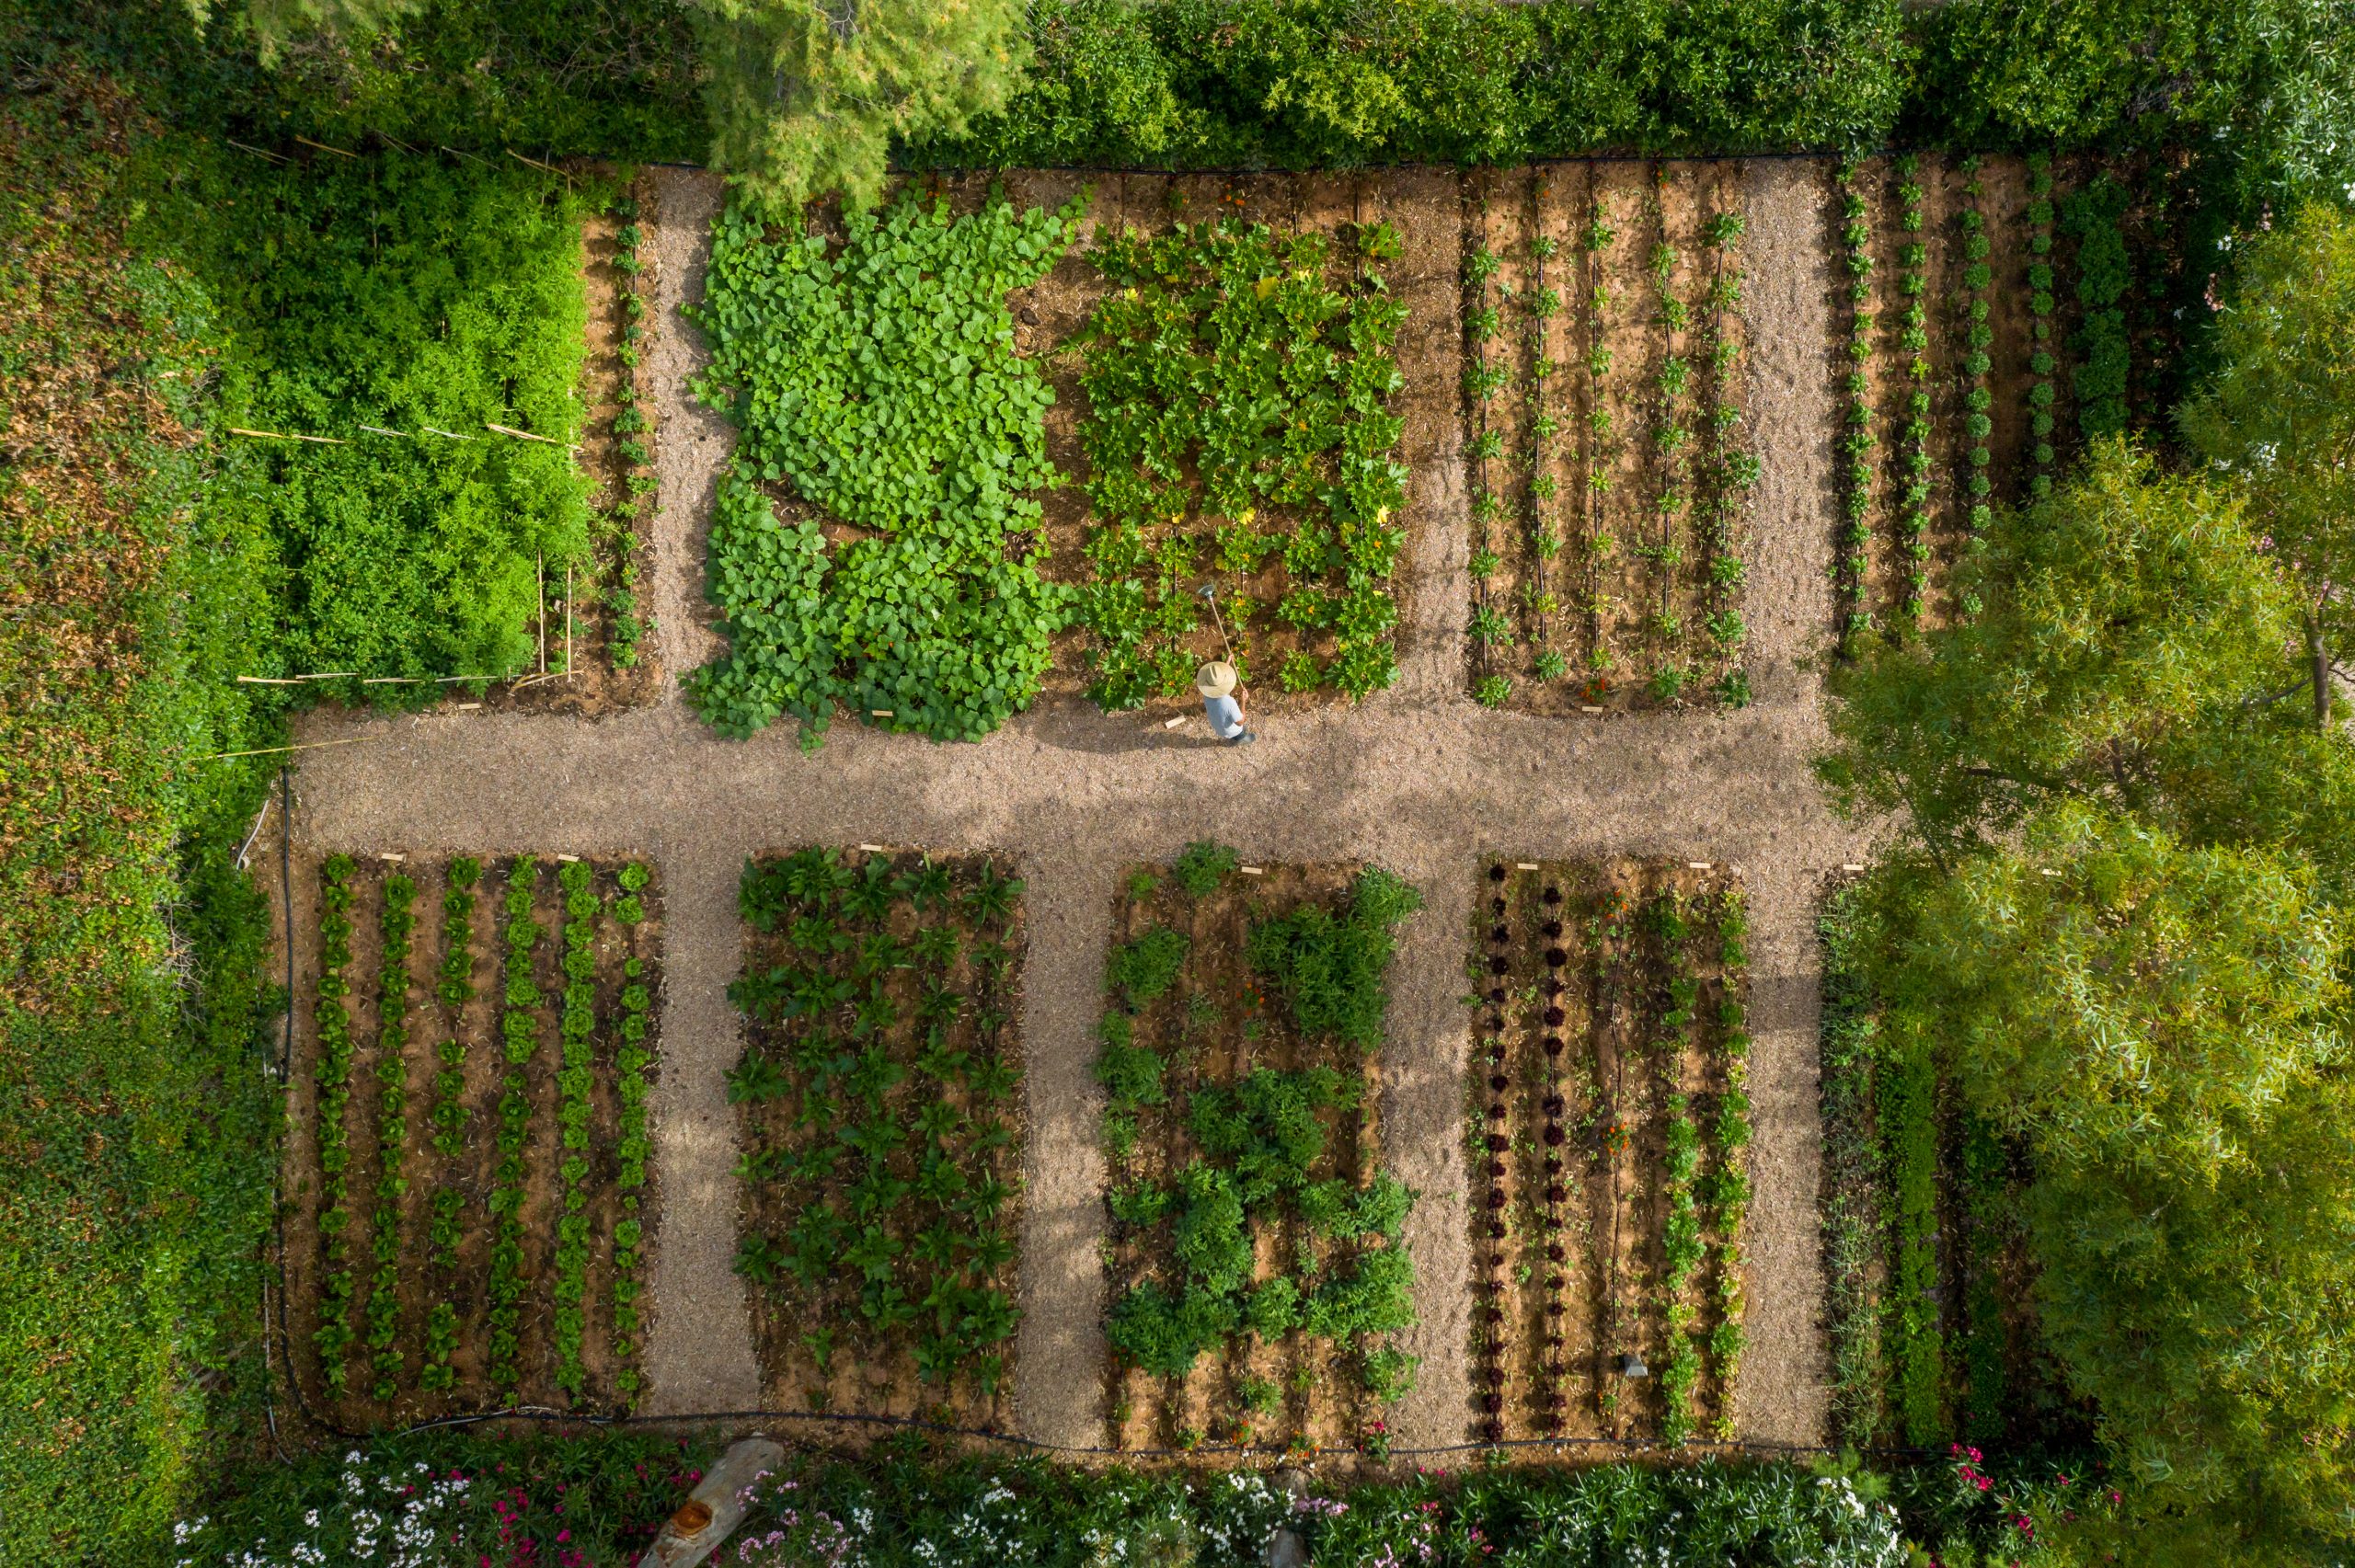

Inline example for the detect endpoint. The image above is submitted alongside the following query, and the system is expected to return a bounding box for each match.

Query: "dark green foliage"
[921,0,1912,169]
[1245,865,1422,1049]
[1170,840,1238,897]
[687,191,1085,745]
[1106,926,1190,1009]
[1187,1067,1353,1205]
[2061,177,2131,441]
[1094,1018,1169,1109]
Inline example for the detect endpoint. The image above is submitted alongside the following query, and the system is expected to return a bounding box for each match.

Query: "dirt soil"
[272,158,1853,1459]
[276,853,662,1429]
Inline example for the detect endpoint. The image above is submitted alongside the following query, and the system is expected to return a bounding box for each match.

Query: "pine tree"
[688,0,1030,214]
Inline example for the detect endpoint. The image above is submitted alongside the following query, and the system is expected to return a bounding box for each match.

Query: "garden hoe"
[1197,582,1240,671]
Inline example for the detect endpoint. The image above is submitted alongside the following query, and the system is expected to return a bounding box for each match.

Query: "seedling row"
[1465,858,1751,1446]
[1096,846,1422,1456]
[1463,163,1755,714]
[299,852,661,1423]
[729,847,1028,1427]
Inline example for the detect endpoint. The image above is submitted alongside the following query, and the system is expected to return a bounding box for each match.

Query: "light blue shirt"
[1202,693,1245,738]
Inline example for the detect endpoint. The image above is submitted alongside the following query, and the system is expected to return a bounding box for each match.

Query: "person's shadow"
[1017,695,1211,755]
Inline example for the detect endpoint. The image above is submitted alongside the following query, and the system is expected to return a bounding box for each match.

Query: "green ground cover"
[0,70,281,1565]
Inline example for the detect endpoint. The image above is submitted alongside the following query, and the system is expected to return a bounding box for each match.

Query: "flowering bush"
[170,1434,706,1568]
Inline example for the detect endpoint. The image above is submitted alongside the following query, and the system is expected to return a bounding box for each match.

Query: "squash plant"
[689,190,1086,746]
[1074,217,1409,709]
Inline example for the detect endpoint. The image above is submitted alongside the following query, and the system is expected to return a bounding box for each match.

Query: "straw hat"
[1195,660,1238,698]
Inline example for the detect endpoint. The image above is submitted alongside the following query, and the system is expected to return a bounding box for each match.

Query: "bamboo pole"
[358,424,413,439]
[227,427,346,445]
[486,421,579,451]
[294,135,359,159]
[563,562,573,679]
[376,131,419,154]
[225,138,291,164]
[202,737,374,761]
[536,555,546,676]
[440,144,493,167]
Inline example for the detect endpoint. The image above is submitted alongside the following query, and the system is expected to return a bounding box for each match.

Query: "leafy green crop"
[689,191,1086,745]
[1073,218,1409,707]
[1246,865,1423,1049]
[152,151,599,689]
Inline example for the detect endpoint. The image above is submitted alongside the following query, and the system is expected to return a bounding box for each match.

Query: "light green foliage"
[1816,442,2306,866]
[689,191,1084,743]
[1106,926,1190,1009]
[1822,441,2355,1557]
[0,76,281,1562]
[156,152,596,688]
[2179,200,2355,727]
[1187,1066,1354,1205]
[1245,865,1423,1049]
[1074,218,1408,707]
[688,0,1029,215]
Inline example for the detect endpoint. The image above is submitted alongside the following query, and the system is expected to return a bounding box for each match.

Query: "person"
[1196,661,1256,746]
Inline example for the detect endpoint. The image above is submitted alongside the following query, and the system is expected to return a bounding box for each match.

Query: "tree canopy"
[2180,200,2355,727]
[1821,445,2355,1561]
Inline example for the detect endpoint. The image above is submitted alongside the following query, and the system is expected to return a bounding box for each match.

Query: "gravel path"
[279,162,1853,1452]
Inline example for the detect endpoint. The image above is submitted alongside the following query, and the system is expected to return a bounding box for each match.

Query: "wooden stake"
[486,421,580,452]
[564,563,573,679]
[505,147,571,185]
[228,427,345,445]
[294,135,359,159]
[536,555,547,676]
[202,737,373,761]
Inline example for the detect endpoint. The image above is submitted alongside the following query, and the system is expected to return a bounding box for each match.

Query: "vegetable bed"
[1463,163,1755,713]
[1094,846,1421,1456]
[1069,212,1411,707]
[292,853,662,1424]
[729,847,1027,1427]
[1465,858,1750,1447]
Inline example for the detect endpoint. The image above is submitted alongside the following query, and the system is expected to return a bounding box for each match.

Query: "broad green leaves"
[1074,218,1409,708]
[690,190,1083,745]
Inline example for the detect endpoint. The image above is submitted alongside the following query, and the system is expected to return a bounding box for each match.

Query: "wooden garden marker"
[557,853,579,863]
[456,703,481,711]
[857,843,886,853]
[1580,704,1604,714]
[1162,715,1188,729]
[379,853,406,863]
[1239,865,1264,876]
[1842,863,1866,872]
[1516,862,1539,871]
[1687,862,1711,870]
[870,709,893,717]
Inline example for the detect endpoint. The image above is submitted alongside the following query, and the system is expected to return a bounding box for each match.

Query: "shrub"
[1245,865,1423,1049]
[1108,926,1191,1009]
